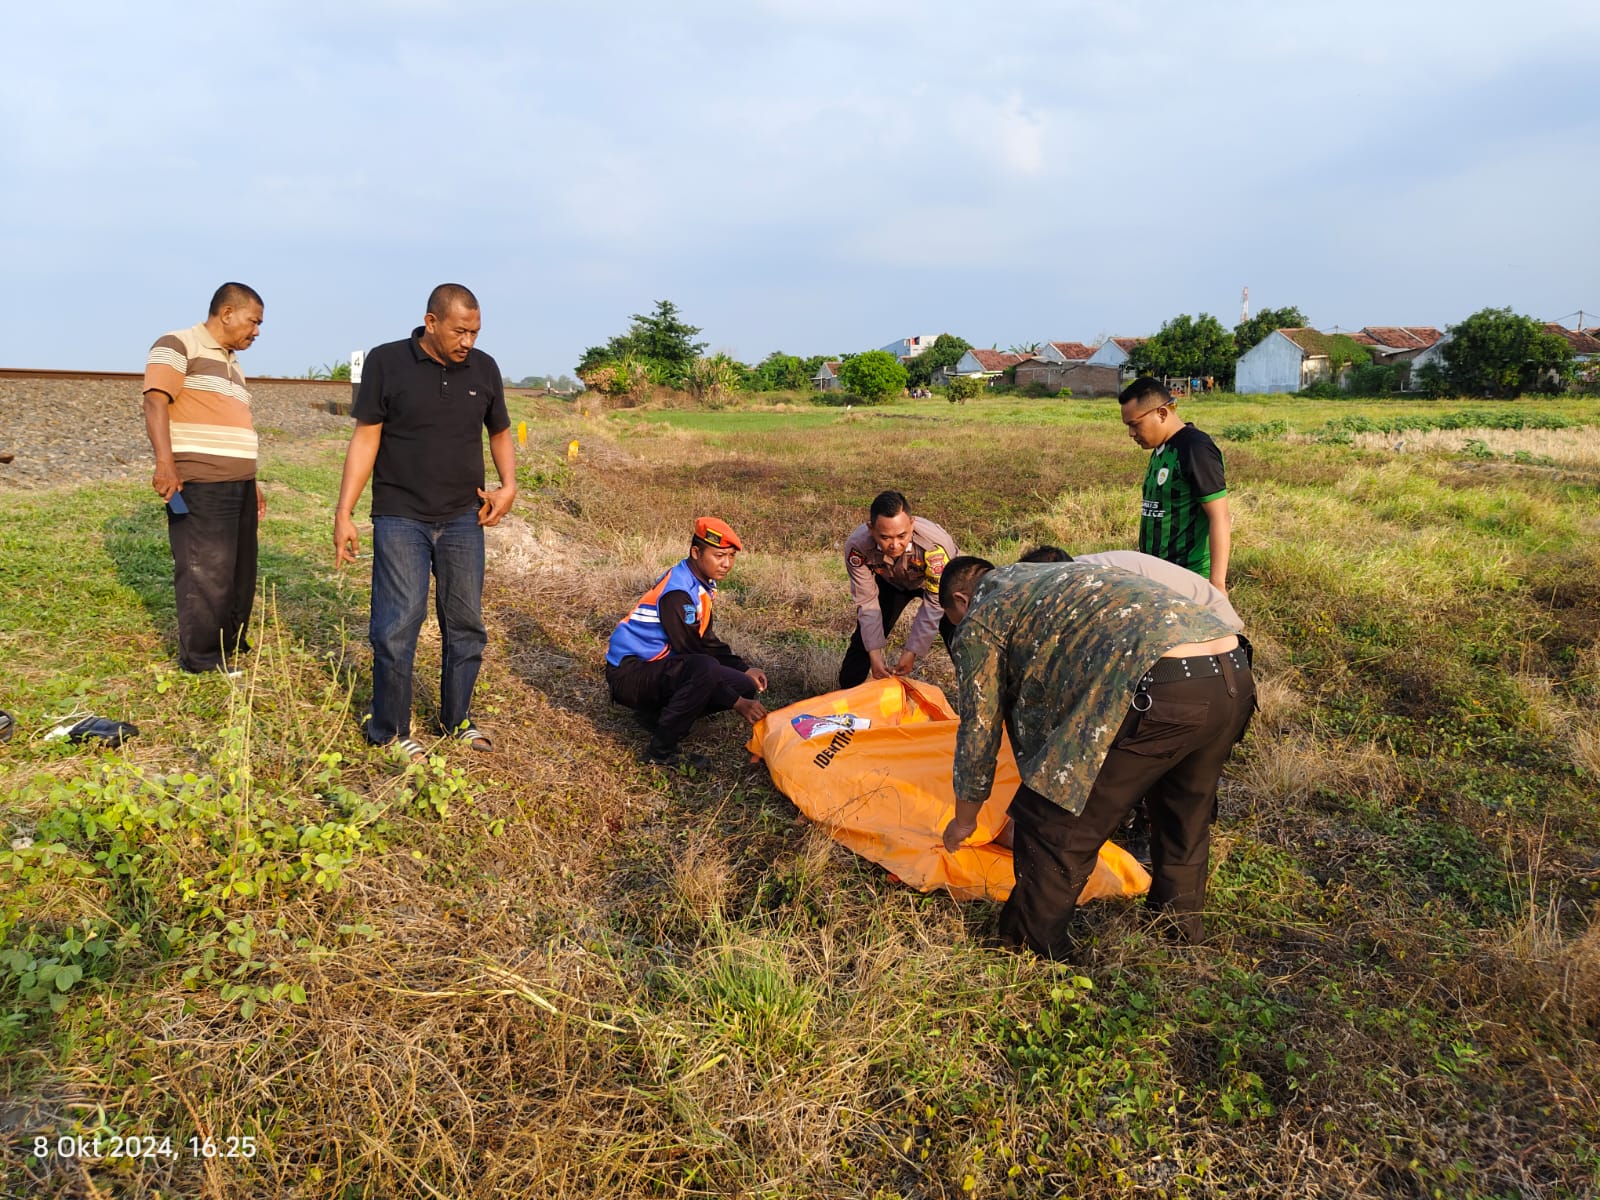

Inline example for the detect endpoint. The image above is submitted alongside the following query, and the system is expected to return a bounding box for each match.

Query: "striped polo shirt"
[143,323,258,483]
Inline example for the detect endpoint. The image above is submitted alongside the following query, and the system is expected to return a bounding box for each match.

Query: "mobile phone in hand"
[167,490,188,515]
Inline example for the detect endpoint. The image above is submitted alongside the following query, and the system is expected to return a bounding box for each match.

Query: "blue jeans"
[366,512,486,744]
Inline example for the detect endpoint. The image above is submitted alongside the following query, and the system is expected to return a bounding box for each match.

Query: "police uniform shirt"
[843,516,957,656]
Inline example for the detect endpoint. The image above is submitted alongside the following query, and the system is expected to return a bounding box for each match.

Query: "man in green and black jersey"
[1120,377,1231,593]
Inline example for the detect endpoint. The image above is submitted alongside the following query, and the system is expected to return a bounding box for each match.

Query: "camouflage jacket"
[951,562,1234,814]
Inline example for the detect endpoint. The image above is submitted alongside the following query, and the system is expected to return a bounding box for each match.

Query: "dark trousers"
[366,512,486,744]
[166,479,258,673]
[998,662,1256,958]
[838,577,956,689]
[607,653,757,750]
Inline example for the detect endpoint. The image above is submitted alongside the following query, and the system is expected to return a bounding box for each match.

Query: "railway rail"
[0,367,351,386]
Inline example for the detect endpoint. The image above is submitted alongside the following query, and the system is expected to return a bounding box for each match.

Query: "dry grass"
[5,394,1600,1198]
[1351,425,1600,468]
[1233,729,1406,811]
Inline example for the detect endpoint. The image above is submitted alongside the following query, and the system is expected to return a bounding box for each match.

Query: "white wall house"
[1408,336,1459,392]
[1086,337,1145,369]
[880,335,938,361]
[813,360,845,391]
[1235,329,1334,394]
[1035,341,1096,365]
[953,349,1025,379]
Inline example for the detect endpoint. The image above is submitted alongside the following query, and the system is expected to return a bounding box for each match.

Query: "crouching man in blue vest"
[606,517,769,770]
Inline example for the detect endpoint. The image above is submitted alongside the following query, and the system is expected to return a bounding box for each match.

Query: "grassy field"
[2,391,1598,1198]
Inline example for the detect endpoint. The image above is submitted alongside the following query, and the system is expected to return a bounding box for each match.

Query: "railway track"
[0,367,351,386]
[0,368,549,396]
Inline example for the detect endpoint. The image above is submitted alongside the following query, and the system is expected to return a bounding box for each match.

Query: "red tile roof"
[1360,326,1443,350]
[1110,337,1147,352]
[820,361,842,374]
[1544,323,1600,356]
[1048,341,1096,361]
[968,349,1026,372]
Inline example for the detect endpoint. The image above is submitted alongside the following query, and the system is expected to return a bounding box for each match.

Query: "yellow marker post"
[567,439,580,462]
[517,421,527,448]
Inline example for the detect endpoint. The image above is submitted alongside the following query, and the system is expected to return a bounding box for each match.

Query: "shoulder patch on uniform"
[847,549,865,568]
[682,602,699,623]
[924,545,949,579]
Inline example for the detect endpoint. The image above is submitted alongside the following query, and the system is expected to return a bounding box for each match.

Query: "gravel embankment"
[0,379,352,490]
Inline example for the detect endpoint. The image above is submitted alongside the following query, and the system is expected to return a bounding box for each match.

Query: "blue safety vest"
[605,559,714,667]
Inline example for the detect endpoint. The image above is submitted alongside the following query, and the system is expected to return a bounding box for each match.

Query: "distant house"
[1035,341,1097,365]
[813,360,845,392]
[880,335,938,363]
[1353,326,1445,364]
[1085,337,1146,372]
[952,348,1026,382]
[1014,340,1123,395]
[1404,336,1451,388]
[1401,325,1598,392]
[1234,328,1340,394]
[1012,356,1057,391]
[1544,323,1600,363]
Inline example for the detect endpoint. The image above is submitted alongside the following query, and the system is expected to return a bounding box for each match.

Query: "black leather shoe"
[641,743,711,772]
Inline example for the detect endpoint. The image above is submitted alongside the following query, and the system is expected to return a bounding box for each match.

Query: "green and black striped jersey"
[1138,423,1227,577]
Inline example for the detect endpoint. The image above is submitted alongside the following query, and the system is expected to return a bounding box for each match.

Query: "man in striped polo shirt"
[1119,377,1231,593]
[142,282,266,674]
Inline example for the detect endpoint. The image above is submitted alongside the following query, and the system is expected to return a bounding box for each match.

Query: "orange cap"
[694,516,743,551]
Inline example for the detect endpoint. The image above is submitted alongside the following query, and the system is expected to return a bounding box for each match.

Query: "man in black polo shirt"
[333,284,517,761]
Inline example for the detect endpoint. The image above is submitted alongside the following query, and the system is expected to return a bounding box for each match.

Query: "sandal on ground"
[0,711,13,743]
[392,737,427,764]
[454,725,494,752]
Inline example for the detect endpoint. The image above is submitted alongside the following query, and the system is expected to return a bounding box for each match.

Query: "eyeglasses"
[1122,406,1167,428]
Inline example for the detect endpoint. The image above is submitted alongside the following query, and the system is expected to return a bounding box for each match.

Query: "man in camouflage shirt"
[938,557,1255,956]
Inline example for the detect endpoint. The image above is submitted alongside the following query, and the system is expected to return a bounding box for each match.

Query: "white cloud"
[2,0,1598,375]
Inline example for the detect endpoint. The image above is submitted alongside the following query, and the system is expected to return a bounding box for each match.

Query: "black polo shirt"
[353,327,512,522]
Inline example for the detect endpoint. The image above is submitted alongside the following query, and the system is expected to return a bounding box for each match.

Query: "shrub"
[837,351,908,403]
[1220,419,1289,442]
[945,375,986,404]
[1348,363,1400,396]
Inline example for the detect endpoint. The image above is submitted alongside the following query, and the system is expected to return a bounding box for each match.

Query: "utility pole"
[1240,286,1249,324]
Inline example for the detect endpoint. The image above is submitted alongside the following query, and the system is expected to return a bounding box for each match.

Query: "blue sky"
[3,1,1596,378]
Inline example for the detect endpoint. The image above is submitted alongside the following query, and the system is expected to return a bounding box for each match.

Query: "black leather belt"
[1139,652,1248,691]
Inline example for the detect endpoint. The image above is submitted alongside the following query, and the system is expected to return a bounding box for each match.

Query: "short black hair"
[1118,376,1171,411]
[427,283,480,318]
[209,282,263,316]
[1018,545,1071,563]
[869,490,910,524]
[938,555,995,610]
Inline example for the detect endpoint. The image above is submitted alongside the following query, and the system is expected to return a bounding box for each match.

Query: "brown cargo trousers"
[998,656,1256,958]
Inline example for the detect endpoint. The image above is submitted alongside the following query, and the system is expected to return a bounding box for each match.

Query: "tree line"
[574,302,987,403]
[1129,306,1578,398]
[575,300,1584,404]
